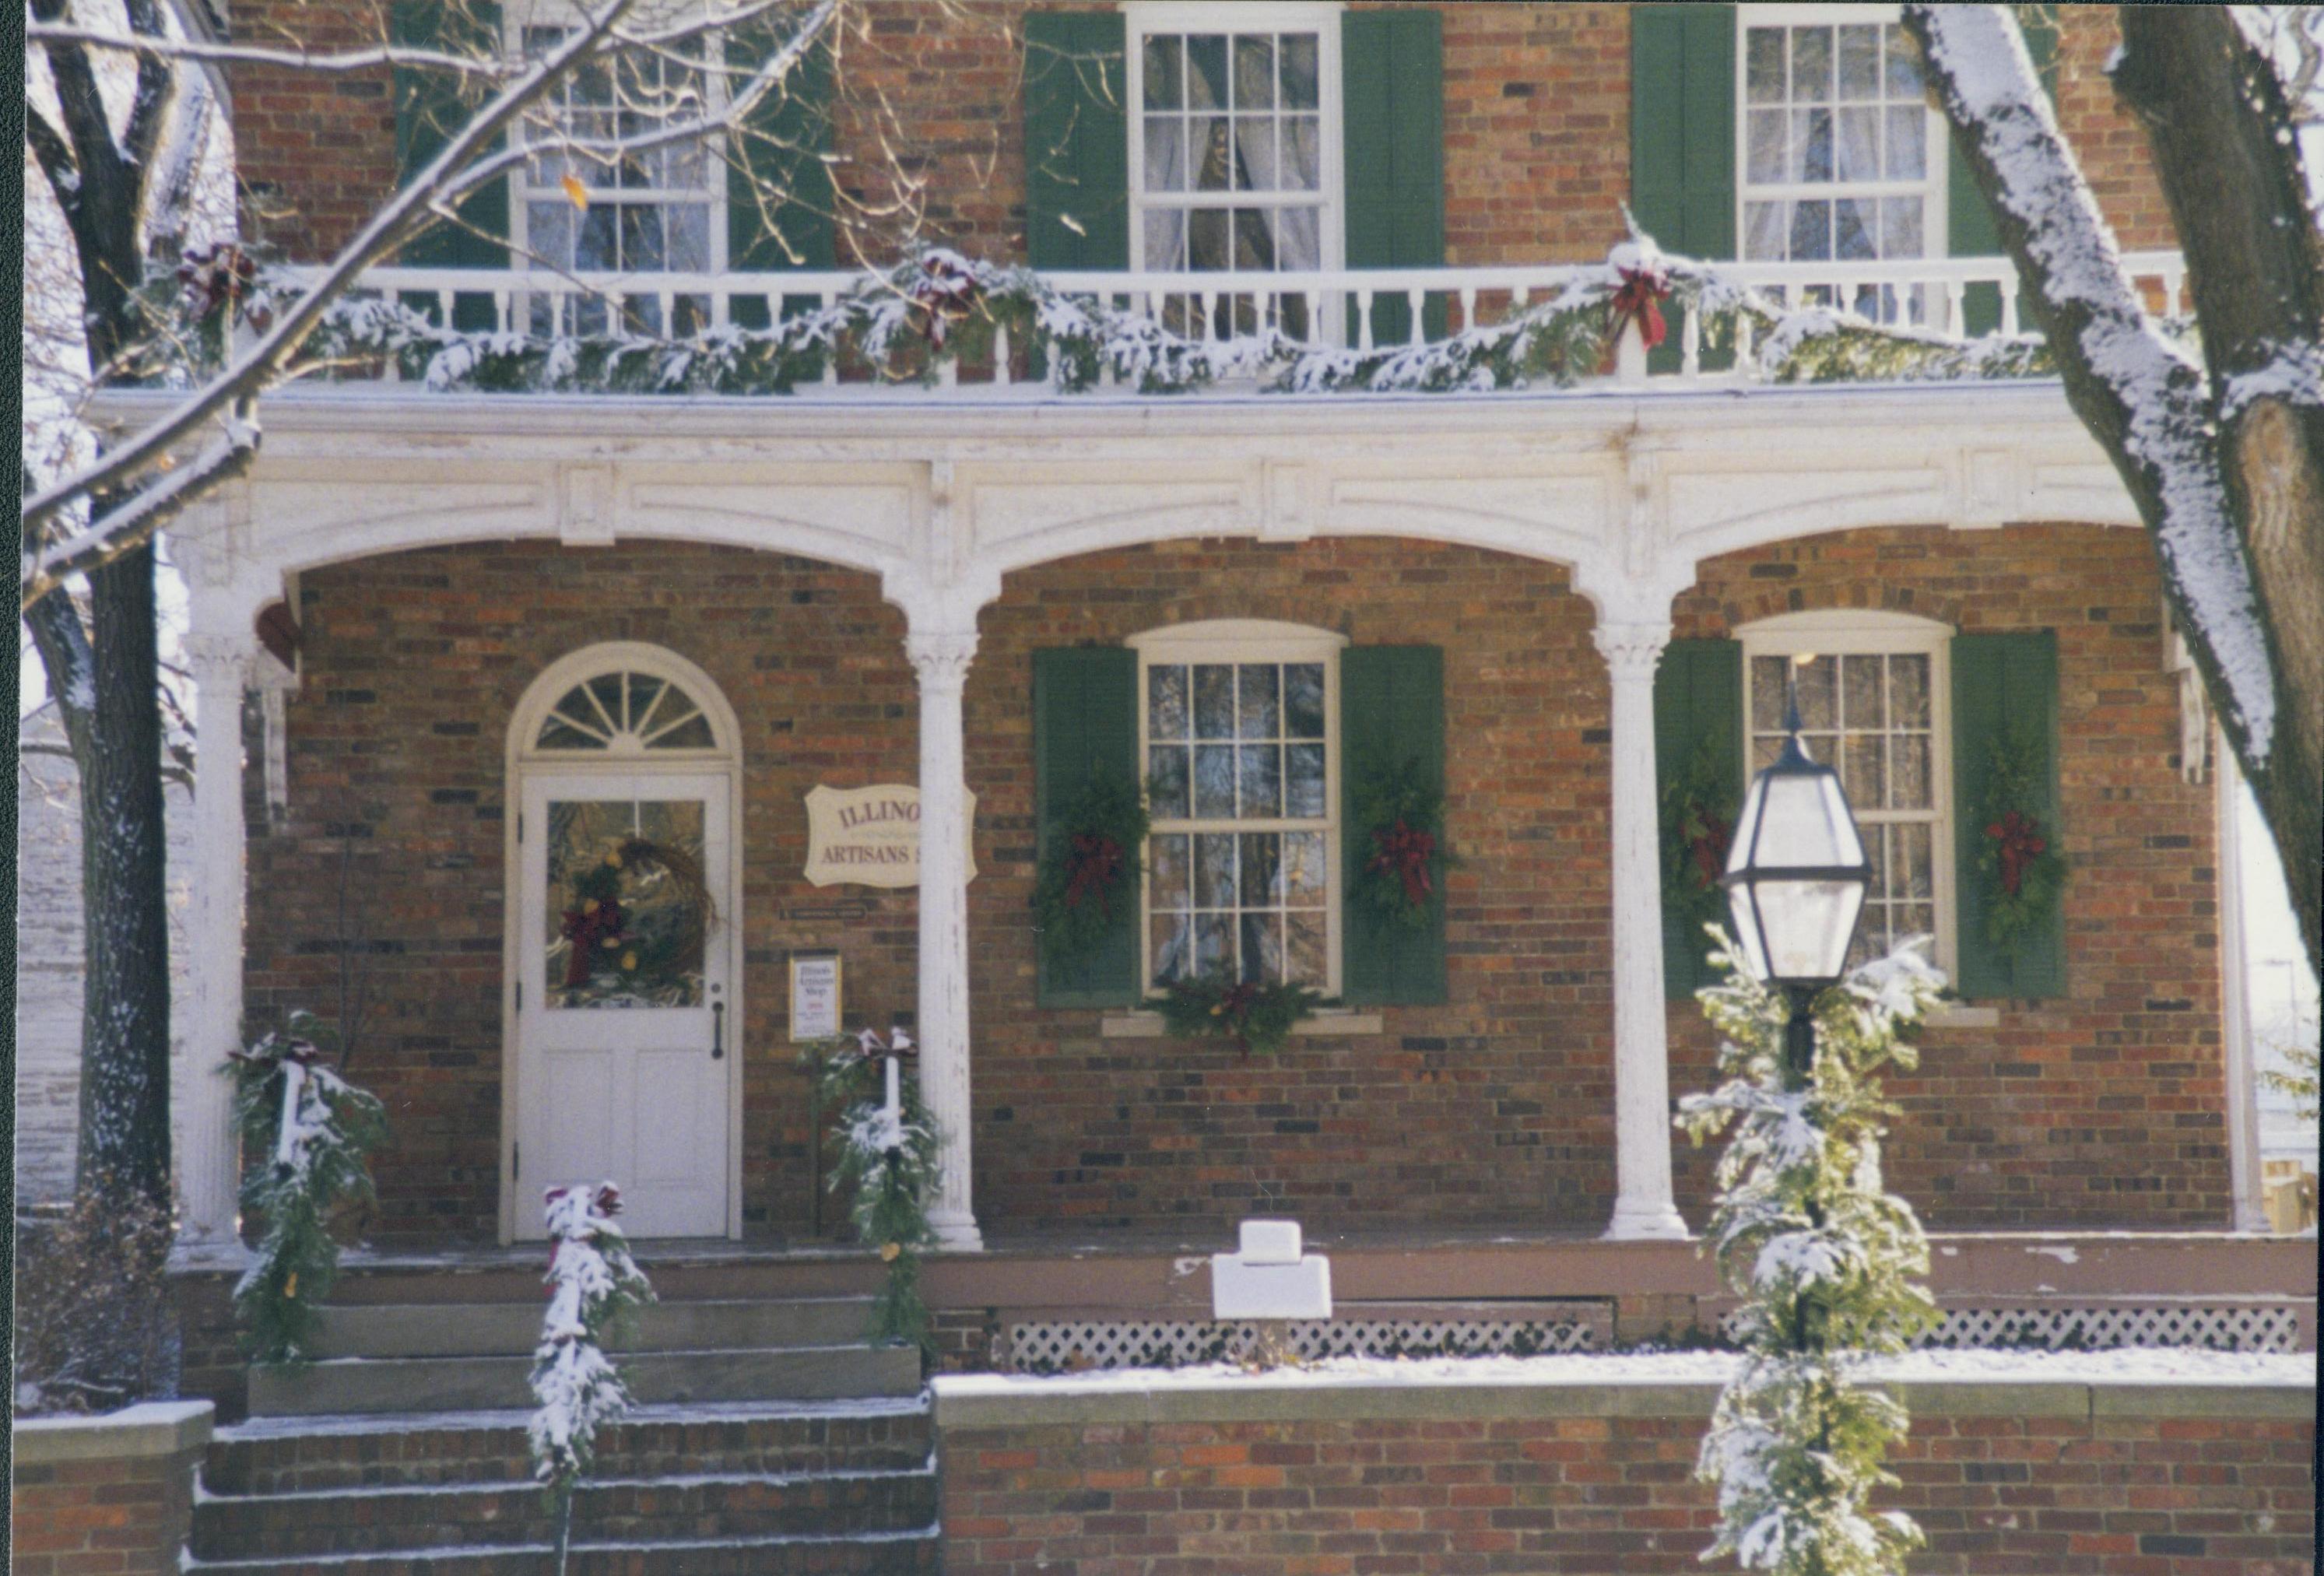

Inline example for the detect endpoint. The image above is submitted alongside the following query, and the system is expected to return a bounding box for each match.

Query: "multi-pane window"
[1739,10,1940,322]
[516,23,721,335]
[1747,644,1945,971]
[1140,641,1336,992]
[1129,7,1336,338]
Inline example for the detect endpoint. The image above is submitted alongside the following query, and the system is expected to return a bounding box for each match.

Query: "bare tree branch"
[25,21,530,79]
[25,104,80,212]
[119,0,180,171]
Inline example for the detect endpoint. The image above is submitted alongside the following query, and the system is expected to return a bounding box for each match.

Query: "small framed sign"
[789,952,842,1042]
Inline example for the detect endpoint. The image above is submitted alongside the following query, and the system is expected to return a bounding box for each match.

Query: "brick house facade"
[141,2,2263,1253]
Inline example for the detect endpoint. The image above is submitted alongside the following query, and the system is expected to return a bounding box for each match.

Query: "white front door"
[515,770,734,1239]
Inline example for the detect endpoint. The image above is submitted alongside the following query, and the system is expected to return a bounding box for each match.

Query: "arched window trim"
[510,642,741,765]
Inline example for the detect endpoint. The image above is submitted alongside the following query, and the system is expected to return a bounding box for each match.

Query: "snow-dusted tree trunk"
[1904,4,2323,981]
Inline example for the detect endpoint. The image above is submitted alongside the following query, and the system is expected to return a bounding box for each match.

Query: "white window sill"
[1101,1007,1385,1039]
[1925,1005,2001,1029]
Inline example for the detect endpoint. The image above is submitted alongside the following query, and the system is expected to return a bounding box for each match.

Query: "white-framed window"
[1736,5,1947,323]
[1130,619,1345,995]
[506,2,728,335]
[1125,2,1343,337]
[1737,610,1954,974]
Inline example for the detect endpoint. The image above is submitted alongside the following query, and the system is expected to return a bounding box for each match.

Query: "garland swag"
[529,1181,654,1576]
[1976,732,2065,950]
[1157,975,1325,1056]
[1659,737,1739,944]
[226,1017,388,1364]
[809,1030,940,1357]
[1351,759,1451,932]
[1032,774,1151,965]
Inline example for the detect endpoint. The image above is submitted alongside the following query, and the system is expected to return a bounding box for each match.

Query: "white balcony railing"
[314,250,2190,391]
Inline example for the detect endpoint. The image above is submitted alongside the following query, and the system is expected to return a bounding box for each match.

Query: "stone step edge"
[215,1394,932,1443]
[181,1523,941,1573]
[197,1457,939,1504]
[319,1296,878,1314]
[259,1340,897,1372]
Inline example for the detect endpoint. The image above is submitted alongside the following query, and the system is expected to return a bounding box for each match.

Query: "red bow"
[1609,265,1671,351]
[907,257,979,347]
[1063,832,1125,913]
[1367,819,1438,909]
[559,899,625,988]
[1689,808,1732,888]
[1212,981,1263,1023]
[178,243,256,322]
[1985,810,2047,896]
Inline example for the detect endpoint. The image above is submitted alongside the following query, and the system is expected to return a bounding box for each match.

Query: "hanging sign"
[788,952,842,1041]
[802,784,978,889]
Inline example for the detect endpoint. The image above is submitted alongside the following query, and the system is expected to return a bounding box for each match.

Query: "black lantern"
[1720,675,1873,1079]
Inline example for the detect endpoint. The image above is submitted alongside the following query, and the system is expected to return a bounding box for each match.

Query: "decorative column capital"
[907,630,978,695]
[184,633,258,688]
[1592,620,1673,682]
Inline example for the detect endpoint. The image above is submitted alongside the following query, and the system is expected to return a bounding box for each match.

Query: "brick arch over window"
[1704,578,1968,635]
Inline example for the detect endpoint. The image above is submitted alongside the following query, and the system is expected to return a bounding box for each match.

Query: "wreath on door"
[557,836,713,1003]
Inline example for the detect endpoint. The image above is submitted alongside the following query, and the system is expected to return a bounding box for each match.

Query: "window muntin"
[535,669,718,753]
[1137,628,1339,994]
[1741,619,1951,974]
[1738,9,1943,323]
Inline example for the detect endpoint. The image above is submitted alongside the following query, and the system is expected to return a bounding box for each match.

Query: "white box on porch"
[1212,1220,1332,1322]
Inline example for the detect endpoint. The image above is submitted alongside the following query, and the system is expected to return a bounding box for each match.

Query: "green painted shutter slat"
[1949,10,2059,332]
[1629,4,1734,372]
[1340,647,1447,1006]
[1654,639,1744,999]
[725,19,835,330]
[1034,647,1140,1007]
[1024,12,1128,270]
[391,0,507,320]
[1950,630,2066,999]
[1341,9,1446,346]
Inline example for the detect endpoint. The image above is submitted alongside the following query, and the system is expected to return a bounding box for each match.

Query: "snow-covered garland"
[812,1029,941,1357]
[226,1017,389,1365]
[188,236,2095,401]
[1677,931,1948,1576]
[530,1181,655,1576]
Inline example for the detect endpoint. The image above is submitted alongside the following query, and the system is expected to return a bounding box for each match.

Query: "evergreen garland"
[226,1017,389,1365]
[529,1181,655,1576]
[1156,974,1325,1056]
[810,1031,941,1357]
[1031,774,1151,965]
[1976,732,2066,949]
[1350,759,1450,932]
[1677,930,1947,1575]
[1659,737,1740,945]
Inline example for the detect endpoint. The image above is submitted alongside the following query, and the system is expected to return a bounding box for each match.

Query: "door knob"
[711,1001,725,1060]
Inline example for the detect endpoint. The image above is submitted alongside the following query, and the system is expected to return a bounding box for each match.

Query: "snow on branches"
[1677,932,1947,1575]
[529,1182,655,1490]
[809,1027,940,1356]
[226,1017,389,1364]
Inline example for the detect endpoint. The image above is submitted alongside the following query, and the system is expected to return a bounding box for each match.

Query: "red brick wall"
[939,1400,2317,1575]
[10,1425,205,1576]
[252,524,2227,1243]
[229,4,2168,269]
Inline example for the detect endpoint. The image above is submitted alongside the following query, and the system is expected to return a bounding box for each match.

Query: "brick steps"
[306,1297,875,1359]
[180,1526,939,1575]
[248,1342,921,1415]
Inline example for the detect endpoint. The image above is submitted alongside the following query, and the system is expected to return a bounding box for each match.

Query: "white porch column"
[178,632,257,1246]
[907,626,984,1251]
[2216,747,2270,1233]
[1595,621,1691,1241]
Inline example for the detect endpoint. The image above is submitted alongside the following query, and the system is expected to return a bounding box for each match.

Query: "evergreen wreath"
[556,835,713,1003]
[1032,774,1151,964]
[1157,974,1325,1056]
[226,1016,388,1365]
[1976,732,2065,949]
[1659,736,1740,943]
[809,1030,941,1357]
[1351,758,1450,932]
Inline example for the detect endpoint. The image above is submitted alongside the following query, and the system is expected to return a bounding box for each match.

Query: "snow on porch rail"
[253,242,2192,397]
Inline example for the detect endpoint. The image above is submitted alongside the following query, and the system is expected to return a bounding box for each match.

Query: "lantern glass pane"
[1727,883,1771,980]
[1754,878,1864,981]
[1726,773,1768,876]
[1756,772,1851,865]
[1814,772,1868,865]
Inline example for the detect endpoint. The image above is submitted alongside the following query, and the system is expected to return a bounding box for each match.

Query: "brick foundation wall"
[228,4,2166,271]
[9,1403,214,1576]
[936,1379,2316,1575]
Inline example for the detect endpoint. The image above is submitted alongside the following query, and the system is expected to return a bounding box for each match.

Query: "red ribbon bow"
[907,257,979,347]
[1213,981,1263,1023]
[1985,810,2047,896]
[1367,819,1438,909]
[1609,265,1671,351]
[178,243,256,321]
[1689,808,1732,888]
[1063,832,1125,913]
[558,899,626,988]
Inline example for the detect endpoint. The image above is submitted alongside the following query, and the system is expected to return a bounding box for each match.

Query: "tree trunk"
[2110,5,2324,983]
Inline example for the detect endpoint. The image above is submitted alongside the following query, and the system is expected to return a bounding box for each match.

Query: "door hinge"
[512,1142,520,1182]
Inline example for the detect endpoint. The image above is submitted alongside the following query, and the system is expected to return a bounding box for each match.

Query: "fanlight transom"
[535,669,718,753]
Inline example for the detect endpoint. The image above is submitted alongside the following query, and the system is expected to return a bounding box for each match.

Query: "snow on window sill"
[1101,1007,1385,1039]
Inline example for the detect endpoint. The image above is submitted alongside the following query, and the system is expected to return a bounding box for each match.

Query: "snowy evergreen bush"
[810,1029,941,1357]
[1678,929,1947,1575]
[529,1181,655,1576]
[226,1018,388,1364]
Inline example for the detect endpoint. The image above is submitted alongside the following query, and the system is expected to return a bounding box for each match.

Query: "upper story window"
[1738,6,1944,321]
[1739,612,1953,974]
[1132,620,1343,995]
[1125,4,1342,336]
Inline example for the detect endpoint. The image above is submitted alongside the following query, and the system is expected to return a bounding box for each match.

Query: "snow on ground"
[936,1347,2315,1399]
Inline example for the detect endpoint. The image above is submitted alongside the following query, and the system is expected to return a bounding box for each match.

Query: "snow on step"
[180,1522,941,1576]
[306,1297,876,1360]
[247,1342,921,1415]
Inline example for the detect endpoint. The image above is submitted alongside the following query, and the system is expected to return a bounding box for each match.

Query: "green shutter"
[1342,9,1447,347]
[1655,639,1744,999]
[1630,4,1734,371]
[1340,647,1447,1006]
[1034,647,1140,1007]
[725,18,836,330]
[391,0,507,321]
[1024,12,1128,270]
[1949,9,2059,332]
[1950,630,2066,999]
